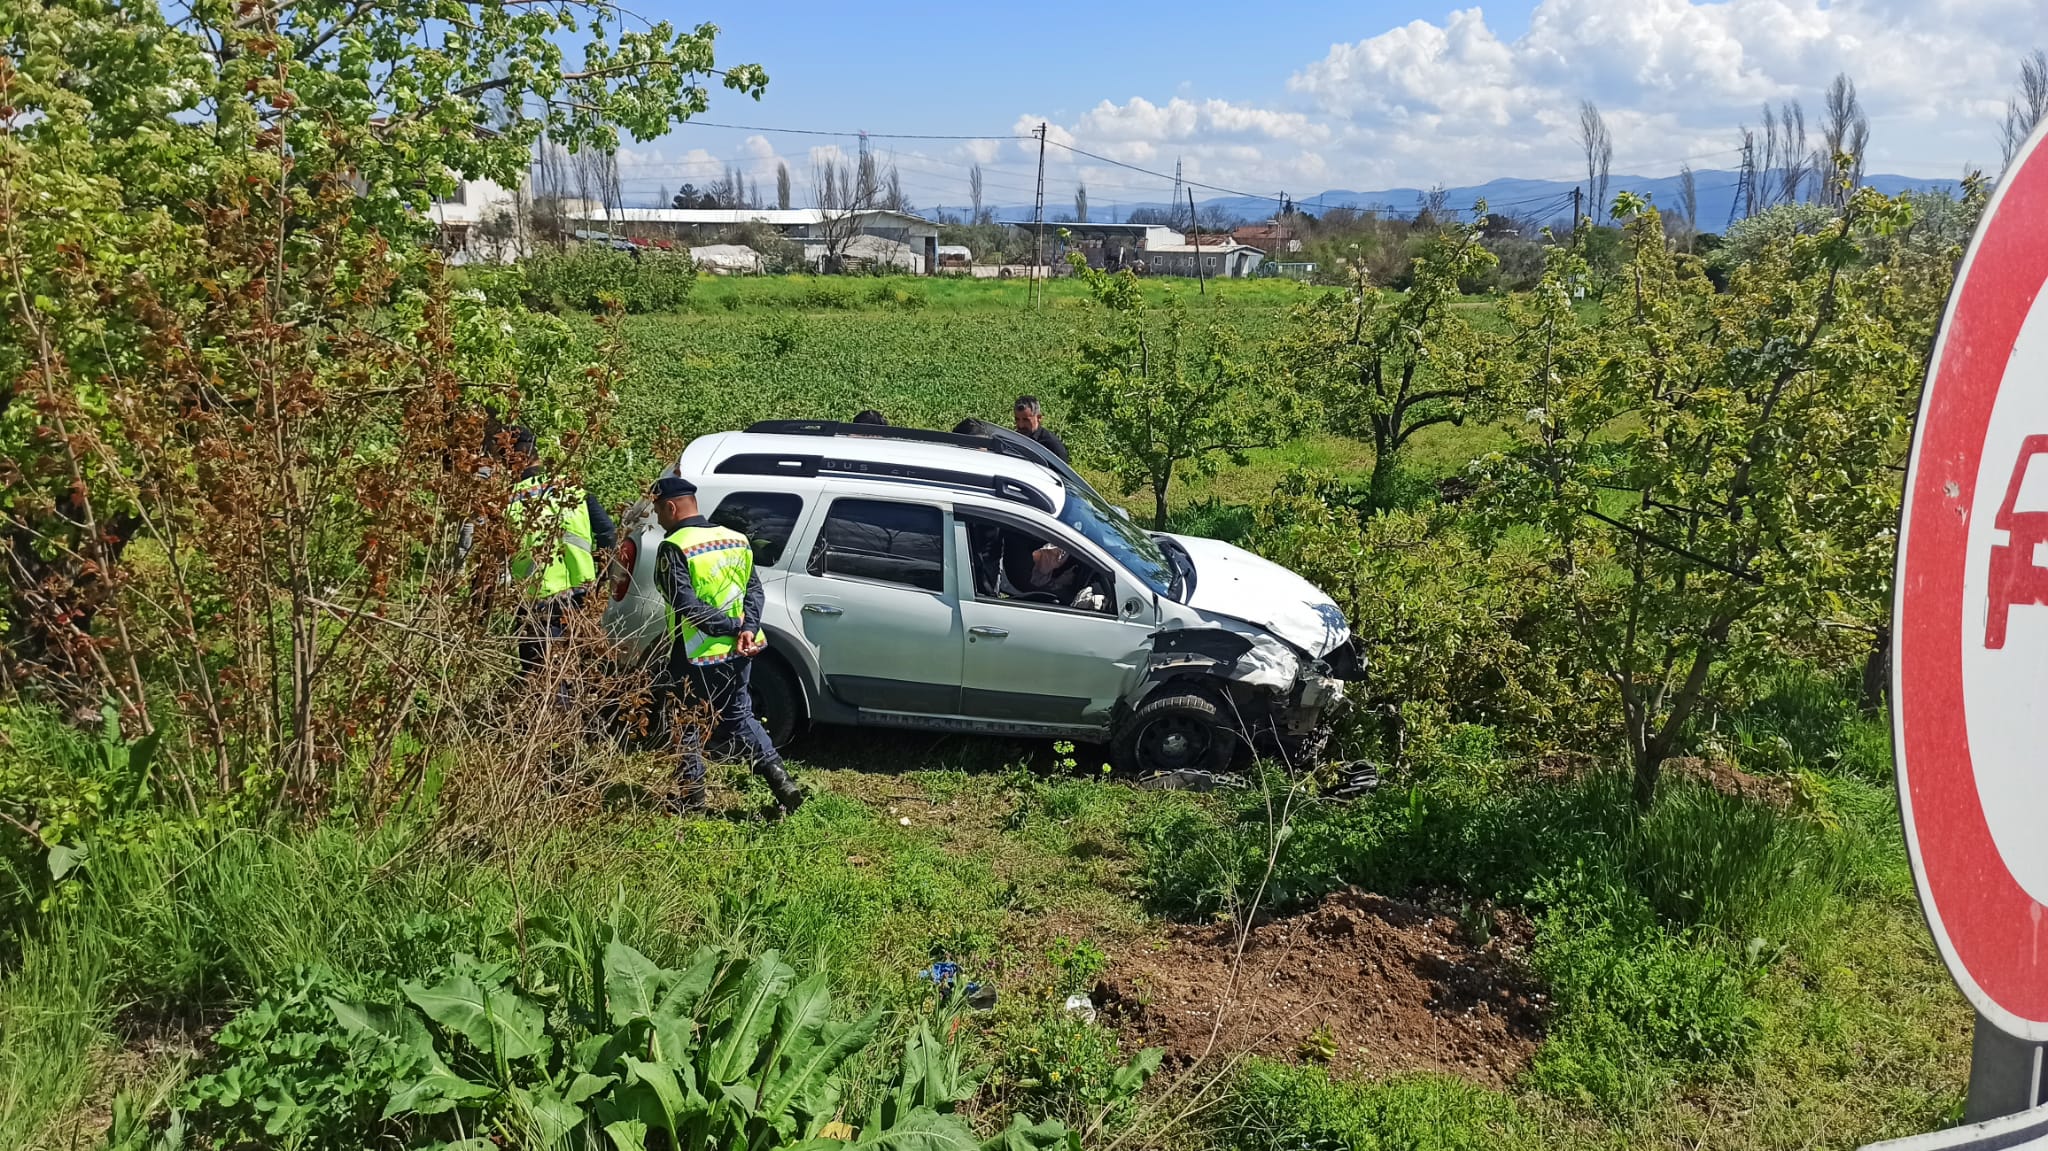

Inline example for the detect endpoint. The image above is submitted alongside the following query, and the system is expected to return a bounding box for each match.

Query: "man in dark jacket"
[650,476,803,816]
[1012,395,1069,462]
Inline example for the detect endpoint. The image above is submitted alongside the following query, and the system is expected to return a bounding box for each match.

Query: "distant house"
[1233,221,1303,253]
[430,175,527,264]
[1030,220,1265,278]
[689,244,766,275]
[935,244,975,271]
[565,207,940,274]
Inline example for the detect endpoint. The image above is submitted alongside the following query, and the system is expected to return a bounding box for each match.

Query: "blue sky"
[612,0,2038,211]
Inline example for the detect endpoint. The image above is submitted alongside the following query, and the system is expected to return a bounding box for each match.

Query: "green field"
[596,275,1493,516]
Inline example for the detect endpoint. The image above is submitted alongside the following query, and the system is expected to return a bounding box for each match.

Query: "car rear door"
[779,495,964,717]
[952,509,1156,730]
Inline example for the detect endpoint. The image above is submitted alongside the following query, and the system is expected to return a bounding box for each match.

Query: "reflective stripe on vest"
[508,476,597,598]
[663,524,754,665]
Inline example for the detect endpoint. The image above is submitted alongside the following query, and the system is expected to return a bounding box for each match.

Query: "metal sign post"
[1881,117,2048,1148]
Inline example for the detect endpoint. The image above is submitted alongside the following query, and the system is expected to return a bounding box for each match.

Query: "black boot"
[757,759,805,815]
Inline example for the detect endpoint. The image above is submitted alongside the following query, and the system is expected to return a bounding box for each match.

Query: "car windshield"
[1057,483,1178,599]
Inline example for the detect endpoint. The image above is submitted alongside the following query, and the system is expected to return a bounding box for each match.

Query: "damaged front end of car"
[1138,624,1368,767]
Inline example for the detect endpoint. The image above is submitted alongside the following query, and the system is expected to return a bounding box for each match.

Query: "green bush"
[1525,868,1757,1112]
[167,940,1081,1150]
[522,246,696,313]
[1208,1060,1537,1151]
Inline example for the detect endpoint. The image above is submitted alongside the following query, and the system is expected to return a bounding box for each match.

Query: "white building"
[565,207,941,274]
[430,176,527,264]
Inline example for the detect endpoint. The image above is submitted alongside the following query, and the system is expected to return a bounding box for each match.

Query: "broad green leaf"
[655,945,724,1021]
[717,1079,758,1116]
[383,1067,493,1119]
[623,1056,697,1132]
[604,939,667,1026]
[706,952,795,1084]
[327,997,436,1066]
[46,843,82,881]
[762,1006,882,1123]
[854,1107,978,1151]
[403,974,546,1060]
[978,1115,1074,1151]
[766,971,833,1066]
[1110,1046,1164,1096]
[565,1071,618,1105]
[510,1084,586,1145]
[603,1119,650,1151]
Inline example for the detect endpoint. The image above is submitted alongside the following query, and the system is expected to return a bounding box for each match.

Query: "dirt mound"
[1096,889,1545,1086]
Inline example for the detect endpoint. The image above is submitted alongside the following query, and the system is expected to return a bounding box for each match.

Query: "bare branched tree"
[1074,181,1088,223]
[884,163,906,212]
[776,161,792,210]
[2001,49,2048,171]
[813,153,883,272]
[1579,100,1613,224]
[1819,73,1869,207]
[969,163,985,223]
[1757,101,1809,206]
[529,133,573,248]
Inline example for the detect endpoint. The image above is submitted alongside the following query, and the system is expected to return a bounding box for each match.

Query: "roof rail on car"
[713,450,1055,513]
[743,419,1048,468]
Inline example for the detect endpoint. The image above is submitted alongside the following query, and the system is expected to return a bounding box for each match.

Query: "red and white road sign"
[1895,120,2048,1042]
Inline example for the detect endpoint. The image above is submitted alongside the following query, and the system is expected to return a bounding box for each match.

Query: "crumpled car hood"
[1162,533,1351,659]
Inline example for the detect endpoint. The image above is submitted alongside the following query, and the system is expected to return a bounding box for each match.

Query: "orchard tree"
[1482,189,1952,809]
[1060,255,1306,528]
[1280,215,1506,508]
[0,0,763,792]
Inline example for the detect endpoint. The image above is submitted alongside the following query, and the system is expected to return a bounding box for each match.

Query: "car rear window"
[710,491,804,567]
[809,499,945,592]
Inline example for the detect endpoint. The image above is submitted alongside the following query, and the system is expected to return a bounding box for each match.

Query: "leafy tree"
[1481,190,1952,808]
[0,0,761,788]
[1059,256,1306,528]
[1278,218,1506,508]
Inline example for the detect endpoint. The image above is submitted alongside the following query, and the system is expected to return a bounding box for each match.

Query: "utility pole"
[1031,122,1047,307]
[1571,186,1583,239]
[1170,158,1184,229]
[1188,187,1205,295]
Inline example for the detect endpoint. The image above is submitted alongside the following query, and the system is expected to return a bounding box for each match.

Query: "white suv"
[602,421,1363,775]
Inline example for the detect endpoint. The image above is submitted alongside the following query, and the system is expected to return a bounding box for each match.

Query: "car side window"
[808,498,946,592]
[959,513,1113,615]
[710,491,804,567]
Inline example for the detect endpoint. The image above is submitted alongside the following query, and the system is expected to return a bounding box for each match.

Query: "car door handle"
[802,603,843,616]
[969,625,1009,639]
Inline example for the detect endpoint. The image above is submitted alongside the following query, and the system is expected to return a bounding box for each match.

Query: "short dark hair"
[1014,395,1041,412]
[852,409,889,426]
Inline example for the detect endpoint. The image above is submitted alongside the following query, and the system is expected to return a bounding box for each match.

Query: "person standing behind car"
[503,427,614,693]
[649,476,804,817]
[1012,395,1069,462]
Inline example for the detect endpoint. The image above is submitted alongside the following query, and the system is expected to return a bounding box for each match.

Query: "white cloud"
[1024,0,2026,196]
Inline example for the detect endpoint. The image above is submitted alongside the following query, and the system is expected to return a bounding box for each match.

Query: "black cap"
[652,476,697,500]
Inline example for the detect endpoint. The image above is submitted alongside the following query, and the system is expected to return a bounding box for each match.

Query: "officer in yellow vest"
[503,428,615,689]
[650,476,803,816]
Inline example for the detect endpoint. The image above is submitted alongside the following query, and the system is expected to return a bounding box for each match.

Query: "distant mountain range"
[992,169,1963,232]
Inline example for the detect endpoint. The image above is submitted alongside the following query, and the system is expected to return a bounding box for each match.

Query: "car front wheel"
[1115,689,1238,775]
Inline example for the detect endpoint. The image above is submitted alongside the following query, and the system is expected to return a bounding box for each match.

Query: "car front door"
[781,495,964,717]
[953,511,1156,731]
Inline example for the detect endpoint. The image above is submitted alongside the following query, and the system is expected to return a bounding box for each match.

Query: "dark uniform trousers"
[666,658,793,803]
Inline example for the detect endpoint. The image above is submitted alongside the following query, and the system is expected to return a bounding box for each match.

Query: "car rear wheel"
[1115,689,1238,775]
[750,656,804,750]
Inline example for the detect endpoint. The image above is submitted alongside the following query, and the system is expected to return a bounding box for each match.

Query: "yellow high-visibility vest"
[508,476,597,598]
[663,524,753,665]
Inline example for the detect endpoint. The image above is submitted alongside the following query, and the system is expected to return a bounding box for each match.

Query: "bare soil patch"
[1096,889,1546,1087]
